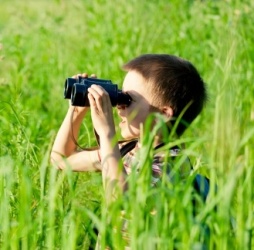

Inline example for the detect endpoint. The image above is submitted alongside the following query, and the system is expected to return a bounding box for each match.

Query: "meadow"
[0,0,254,249]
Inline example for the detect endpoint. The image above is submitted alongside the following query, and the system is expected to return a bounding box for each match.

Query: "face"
[117,70,155,139]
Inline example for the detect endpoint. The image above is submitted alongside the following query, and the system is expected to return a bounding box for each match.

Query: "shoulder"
[153,146,192,178]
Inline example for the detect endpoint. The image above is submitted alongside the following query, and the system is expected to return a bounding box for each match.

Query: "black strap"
[120,140,138,157]
[120,141,178,157]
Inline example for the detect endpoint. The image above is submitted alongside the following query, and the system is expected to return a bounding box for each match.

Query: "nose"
[117,104,127,117]
[117,104,126,110]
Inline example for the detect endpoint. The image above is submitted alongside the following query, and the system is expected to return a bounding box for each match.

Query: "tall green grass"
[0,0,253,249]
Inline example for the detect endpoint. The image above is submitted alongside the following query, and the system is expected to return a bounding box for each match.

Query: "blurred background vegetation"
[0,0,253,249]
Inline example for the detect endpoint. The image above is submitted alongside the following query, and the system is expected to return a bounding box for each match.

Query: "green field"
[0,0,254,249]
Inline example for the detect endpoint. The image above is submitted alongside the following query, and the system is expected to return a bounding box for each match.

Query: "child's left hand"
[87,84,116,138]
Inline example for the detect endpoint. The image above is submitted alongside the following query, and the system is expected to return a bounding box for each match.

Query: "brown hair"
[123,54,207,136]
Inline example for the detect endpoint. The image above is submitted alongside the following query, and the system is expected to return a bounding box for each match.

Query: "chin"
[121,131,139,141]
[121,134,133,140]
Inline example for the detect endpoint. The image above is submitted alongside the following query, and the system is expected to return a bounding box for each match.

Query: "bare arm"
[51,107,87,157]
[50,73,101,172]
[50,106,101,171]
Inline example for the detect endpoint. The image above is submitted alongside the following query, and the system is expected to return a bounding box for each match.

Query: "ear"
[161,106,174,121]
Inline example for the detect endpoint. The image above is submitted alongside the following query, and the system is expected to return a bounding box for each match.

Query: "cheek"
[127,107,150,127]
[120,106,151,138]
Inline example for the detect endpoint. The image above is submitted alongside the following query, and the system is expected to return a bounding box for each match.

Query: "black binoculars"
[64,76,132,107]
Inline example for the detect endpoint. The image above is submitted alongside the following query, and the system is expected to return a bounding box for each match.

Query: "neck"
[137,135,164,149]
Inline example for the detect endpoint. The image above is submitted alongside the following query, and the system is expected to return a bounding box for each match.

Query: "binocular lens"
[71,84,89,106]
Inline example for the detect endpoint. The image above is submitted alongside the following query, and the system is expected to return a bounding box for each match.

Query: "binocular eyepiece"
[64,76,132,107]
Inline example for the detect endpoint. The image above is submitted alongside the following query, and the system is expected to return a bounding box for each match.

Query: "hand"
[68,72,97,114]
[87,84,116,138]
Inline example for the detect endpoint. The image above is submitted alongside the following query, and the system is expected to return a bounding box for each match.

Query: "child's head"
[122,54,207,136]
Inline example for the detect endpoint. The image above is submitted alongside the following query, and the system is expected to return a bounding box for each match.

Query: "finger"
[90,74,97,78]
[88,93,100,118]
[89,85,110,106]
[88,86,112,113]
[88,87,104,110]
[71,73,83,79]
[71,72,89,79]
[89,84,108,95]
[87,93,97,109]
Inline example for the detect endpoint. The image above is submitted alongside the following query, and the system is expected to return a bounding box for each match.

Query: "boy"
[51,54,207,187]
[50,54,207,247]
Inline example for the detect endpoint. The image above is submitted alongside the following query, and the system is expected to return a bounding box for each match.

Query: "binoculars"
[64,76,132,107]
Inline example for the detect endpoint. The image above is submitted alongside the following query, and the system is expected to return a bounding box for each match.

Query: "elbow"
[50,152,63,170]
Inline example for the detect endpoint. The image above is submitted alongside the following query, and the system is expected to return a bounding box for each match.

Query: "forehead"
[122,71,153,103]
[122,70,148,92]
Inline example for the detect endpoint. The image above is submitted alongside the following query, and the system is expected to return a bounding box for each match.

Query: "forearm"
[51,107,88,158]
[99,133,126,194]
